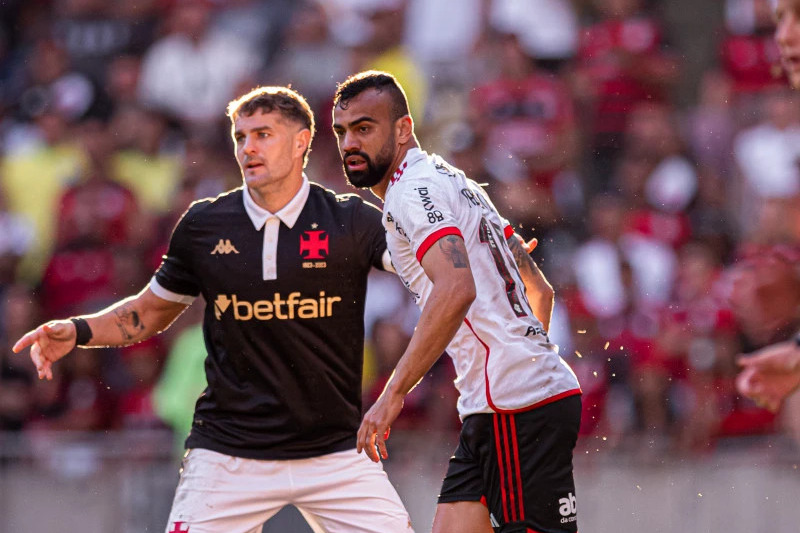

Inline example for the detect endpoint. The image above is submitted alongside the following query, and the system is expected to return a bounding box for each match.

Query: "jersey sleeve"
[153,202,205,298]
[390,178,463,263]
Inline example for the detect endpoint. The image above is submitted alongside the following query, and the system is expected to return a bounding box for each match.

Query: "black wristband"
[70,317,93,346]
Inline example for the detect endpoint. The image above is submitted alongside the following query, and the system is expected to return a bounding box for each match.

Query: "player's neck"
[371,140,418,201]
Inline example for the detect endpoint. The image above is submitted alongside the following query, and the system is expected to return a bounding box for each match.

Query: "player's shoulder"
[182,188,243,221]
[308,182,382,216]
[392,152,466,196]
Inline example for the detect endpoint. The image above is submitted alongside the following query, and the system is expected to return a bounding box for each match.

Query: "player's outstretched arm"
[13,287,188,380]
[507,233,554,331]
[736,338,800,412]
[357,234,476,462]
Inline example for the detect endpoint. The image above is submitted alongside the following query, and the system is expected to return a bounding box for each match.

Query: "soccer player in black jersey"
[14,86,414,533]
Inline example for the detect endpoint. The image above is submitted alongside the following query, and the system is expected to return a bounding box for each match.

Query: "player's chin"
[345,170,373,189]
[244,171,267,187]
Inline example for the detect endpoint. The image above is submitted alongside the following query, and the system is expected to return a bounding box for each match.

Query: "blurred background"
[1,0,799,531]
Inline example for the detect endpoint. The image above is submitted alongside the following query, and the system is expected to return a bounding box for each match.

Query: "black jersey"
[153,182,387,460]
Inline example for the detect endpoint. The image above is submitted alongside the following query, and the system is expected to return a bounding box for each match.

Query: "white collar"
[242,175,310,230]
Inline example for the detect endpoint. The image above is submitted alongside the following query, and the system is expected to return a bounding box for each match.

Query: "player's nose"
[340,131,359,153]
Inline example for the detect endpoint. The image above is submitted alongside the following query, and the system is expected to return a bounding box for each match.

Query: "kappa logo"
[300,230,328,260]
[211,239,239,255]
[169,522,190,533]
[558,492,577,524]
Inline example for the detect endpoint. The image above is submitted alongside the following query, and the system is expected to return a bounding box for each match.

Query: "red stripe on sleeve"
[504,225,514,239]
[416,227,463,263]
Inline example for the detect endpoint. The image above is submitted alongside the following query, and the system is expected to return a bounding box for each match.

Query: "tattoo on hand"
[114,305,145,341]
[439,236,468,268]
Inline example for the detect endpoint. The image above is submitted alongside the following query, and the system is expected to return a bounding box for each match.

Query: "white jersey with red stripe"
[383,148,581,419]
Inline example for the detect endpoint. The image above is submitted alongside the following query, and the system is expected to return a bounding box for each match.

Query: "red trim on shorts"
[501,415,517,522]
[493,414,510,523]
[510,415,525,521]
[504,225,514,239]
[416,227,463,263]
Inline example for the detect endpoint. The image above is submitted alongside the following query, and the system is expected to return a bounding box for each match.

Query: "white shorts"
[164,448,414,533]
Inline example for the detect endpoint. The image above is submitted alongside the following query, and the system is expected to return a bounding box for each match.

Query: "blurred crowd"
[1,0,799,458]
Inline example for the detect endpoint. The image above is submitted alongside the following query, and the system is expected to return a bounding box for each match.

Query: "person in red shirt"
[571,0,678,187]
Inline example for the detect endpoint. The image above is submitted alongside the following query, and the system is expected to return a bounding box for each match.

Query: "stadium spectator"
[13,85,414,532]
[347,1,429,127]
[571,0,678,187]
[468,32,580,237]
[108,104,184,217]
[0,189,34,289]
[0,284,39,431]
[116,337,168,430]
[719,0,786,105]
[2,105,84,284]
[684,70,737,178]
[266,1,350,115]
[151,302,206,452]
[732,86,800,236]
[137,0,259,135]
[39,118,146,318]
[488,0,579,71]
[49,0,158,86]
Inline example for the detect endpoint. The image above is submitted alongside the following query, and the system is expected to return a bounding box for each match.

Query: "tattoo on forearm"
[507,236,539,278]
[114,305,146,341]
[439,236,468,268]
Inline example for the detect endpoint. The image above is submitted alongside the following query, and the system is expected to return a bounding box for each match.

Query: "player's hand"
[357,389,404,462]
[513,234,538,254]
[736,342,800,412]
[12,320,77,381]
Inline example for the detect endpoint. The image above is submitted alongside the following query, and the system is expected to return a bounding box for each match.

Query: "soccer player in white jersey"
[333,70,582,533]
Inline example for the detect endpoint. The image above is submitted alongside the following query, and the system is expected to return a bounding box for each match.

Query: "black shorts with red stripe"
[438,395,581,533]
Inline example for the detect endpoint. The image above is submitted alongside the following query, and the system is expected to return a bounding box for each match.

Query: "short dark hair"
[227,86,315,165]
[333,70,410,121]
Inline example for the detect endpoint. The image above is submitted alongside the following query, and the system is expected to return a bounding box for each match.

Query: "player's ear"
[295,128,311,159]
[396,115,414,144]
